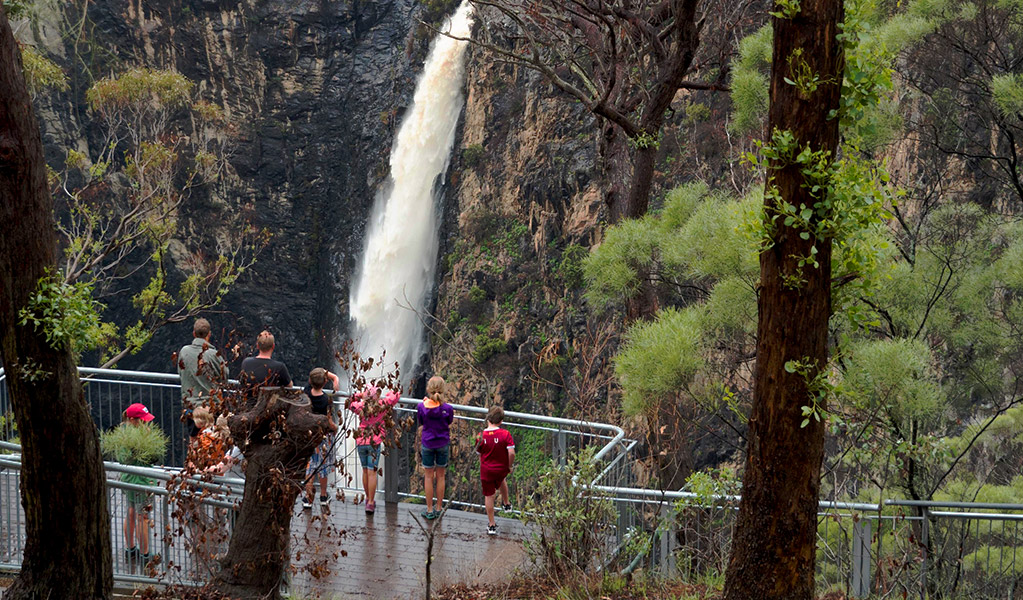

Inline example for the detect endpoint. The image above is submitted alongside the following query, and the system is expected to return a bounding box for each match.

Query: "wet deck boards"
[291,498,531,599]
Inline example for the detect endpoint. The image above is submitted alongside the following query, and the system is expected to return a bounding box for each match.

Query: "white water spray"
[349,1,475,384]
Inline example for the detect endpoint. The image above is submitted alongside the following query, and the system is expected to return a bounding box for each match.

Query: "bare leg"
[485,494,496,526]
[138,512,150,555]
[424,467,435,512]
[499,479,510,506]
[366,469,378,503]
[319,475,328,498]
[435,467,446,512]
[125,505,136,552]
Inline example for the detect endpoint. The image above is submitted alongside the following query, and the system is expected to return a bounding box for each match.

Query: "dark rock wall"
[26,0,429,378]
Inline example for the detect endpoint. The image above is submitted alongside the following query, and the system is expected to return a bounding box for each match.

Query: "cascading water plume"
[348,1,475,385]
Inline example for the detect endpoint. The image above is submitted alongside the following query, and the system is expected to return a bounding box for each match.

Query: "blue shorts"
[357,444,382,469]
[306,436,335,479]
[421,444,449,469]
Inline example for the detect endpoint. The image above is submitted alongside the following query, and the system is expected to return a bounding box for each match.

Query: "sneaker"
[420,508,432,520]
[501,503,512,512]
[487,524,497,536]
[302,498,313,510]
[124,546,139,561]
[365,501,375,514]
[141,553,152,566]
[319,494,329,507]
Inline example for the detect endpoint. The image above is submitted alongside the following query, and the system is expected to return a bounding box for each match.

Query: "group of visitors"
[123,318,518,540]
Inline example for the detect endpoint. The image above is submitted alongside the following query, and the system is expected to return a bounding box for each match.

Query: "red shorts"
[481,468,509,497]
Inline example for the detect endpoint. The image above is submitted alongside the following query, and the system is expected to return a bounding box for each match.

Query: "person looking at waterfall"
[238,330,292,401]
[416,376,454,520]
[177,318,228,440]
[302,367,339,510]
[347,384,399,515]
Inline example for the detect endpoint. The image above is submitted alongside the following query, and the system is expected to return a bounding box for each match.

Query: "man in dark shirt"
[238,331,292,400]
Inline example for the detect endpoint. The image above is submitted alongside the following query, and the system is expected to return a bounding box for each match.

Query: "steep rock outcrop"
[23,0,430,373]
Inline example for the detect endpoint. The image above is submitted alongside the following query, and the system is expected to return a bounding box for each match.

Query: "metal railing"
[1,366,1021,598]
[0,440,242,587]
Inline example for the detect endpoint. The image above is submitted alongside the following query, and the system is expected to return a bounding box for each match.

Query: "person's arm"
[507,432,515,470]
[327,371,340,390]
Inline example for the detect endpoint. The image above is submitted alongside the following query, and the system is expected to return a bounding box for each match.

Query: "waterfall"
[348,1,474,385]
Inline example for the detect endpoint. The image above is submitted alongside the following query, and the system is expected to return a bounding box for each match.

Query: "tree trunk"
[0,7,113,599]
[626,143,658,219]
[601,121,634,223]
[723,1,845,599]
[210,387,330,600]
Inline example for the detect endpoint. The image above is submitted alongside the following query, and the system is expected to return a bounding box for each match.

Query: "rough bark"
[723,1,845,599]
[210,387,330,600]
[0,7,113,599]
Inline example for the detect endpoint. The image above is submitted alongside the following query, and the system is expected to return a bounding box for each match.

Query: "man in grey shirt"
[177,318,228,438]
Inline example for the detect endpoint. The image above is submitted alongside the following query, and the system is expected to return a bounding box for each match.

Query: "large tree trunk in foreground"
[210,388,329,600]
[0,7,113,599]
[723,1,845,599]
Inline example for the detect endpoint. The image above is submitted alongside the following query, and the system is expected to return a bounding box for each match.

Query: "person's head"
[193,318,211,340]
[124,403,155,425]
[214,415,231,440]
[309,367,327,391]
[487,405,504,426]
[256,330,275,355]
[193,406,213,429]
[426,376,446,404]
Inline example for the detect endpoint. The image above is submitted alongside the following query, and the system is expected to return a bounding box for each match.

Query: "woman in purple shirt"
[416,376,454,519]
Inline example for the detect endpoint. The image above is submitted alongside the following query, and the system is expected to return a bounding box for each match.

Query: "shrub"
[473,333,507,364]
[557,244,589,290]
[467,285,486,303]
[462,144,485,168]
[522,448,618,577]
[100,422,169,466]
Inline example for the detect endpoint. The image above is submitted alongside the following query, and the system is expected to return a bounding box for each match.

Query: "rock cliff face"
[24,0,435,373]
[427,38,614,413]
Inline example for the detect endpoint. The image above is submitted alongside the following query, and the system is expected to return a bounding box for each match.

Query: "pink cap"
[125,403,155,422]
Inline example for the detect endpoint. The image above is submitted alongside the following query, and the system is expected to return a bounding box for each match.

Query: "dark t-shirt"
[239,357,292,395]
[303,385,334,416]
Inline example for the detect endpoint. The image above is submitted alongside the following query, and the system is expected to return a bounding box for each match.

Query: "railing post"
[554,429,567,467]
[162,494,171,577]
[851,518,872,598]
[659,504,677,576]
[384,427,398,504]
[920,507,929,599]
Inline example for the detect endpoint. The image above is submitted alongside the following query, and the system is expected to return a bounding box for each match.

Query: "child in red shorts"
[475,405,515,536]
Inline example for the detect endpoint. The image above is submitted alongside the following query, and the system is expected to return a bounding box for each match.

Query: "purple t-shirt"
[416,402,454,450]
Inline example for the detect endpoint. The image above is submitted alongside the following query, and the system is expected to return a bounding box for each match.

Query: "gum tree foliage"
[19,62,268,367]
[588,0,1023,593]
[897,0,1023,207]
[52,67,268,367]
[460,0,753,221]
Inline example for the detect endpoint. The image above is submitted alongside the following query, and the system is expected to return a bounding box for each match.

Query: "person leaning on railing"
[176,318,228,440]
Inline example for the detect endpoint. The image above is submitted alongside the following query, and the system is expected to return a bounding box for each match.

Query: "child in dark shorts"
[475,405,515,536]
[303,367,340,509]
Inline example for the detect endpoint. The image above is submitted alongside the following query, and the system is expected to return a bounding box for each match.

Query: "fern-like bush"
[100,422,169,467]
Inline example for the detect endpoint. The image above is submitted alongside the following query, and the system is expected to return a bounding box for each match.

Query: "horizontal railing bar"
[928,510,1023,521]
[886,499,1023,511]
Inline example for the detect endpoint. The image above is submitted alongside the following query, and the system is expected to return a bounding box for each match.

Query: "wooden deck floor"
[290,498,531,599]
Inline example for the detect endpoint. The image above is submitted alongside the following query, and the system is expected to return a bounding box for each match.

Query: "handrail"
[70,366,628,468]
[886,499,1023,511]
